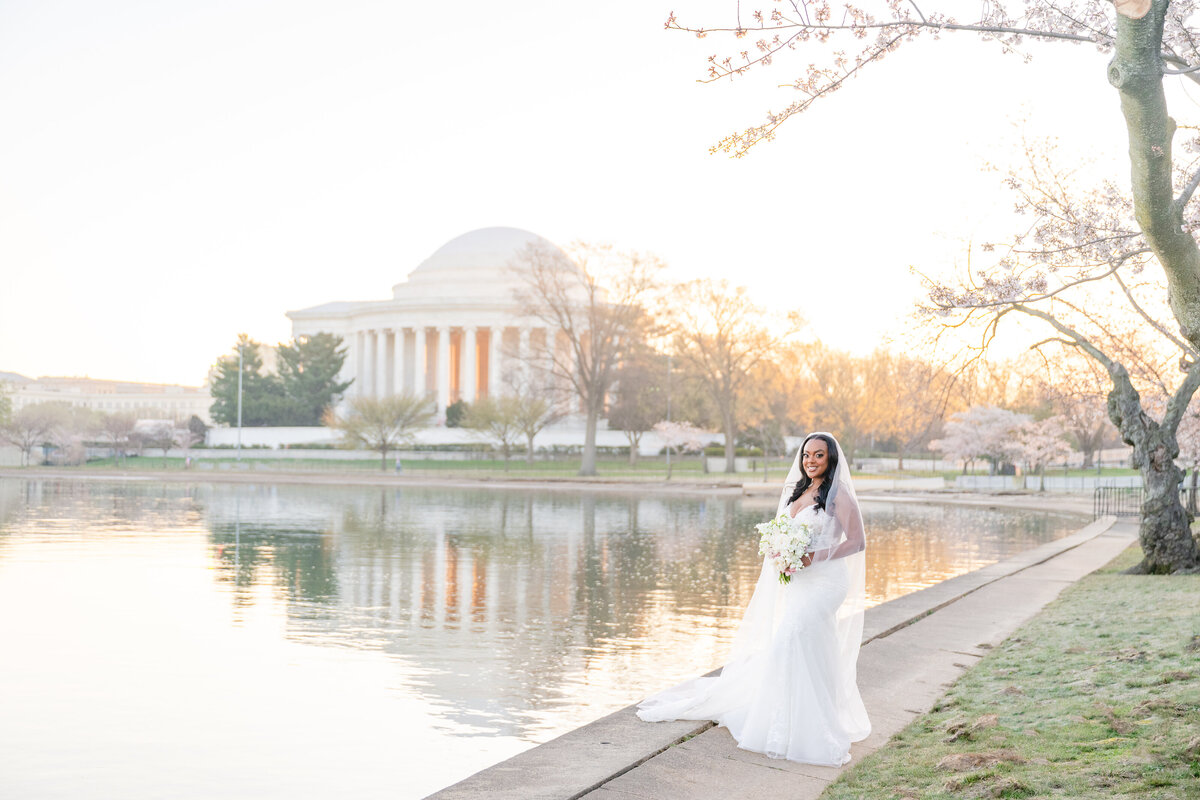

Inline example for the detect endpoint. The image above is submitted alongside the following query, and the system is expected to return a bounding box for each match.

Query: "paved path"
[427,516,1136,800]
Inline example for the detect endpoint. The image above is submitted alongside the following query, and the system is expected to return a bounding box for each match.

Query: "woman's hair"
[785,433,839,510]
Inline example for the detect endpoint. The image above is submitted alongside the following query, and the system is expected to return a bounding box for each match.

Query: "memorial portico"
[287,228,579,422]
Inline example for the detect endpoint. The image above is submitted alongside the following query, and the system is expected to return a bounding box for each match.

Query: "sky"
[0,0,1158,386]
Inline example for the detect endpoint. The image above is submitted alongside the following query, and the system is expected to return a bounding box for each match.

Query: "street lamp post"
[665,354,672,475]
[236,341,243,462]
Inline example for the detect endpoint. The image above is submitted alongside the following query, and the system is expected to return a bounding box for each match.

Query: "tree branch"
[1164,359,1200,433]
[1113,270,1198,357]
[1174,163,1200,213]
[1008,303,1120,374]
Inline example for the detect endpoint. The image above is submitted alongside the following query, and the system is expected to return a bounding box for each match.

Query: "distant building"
[5,374,211,423]
[287,227,586,420]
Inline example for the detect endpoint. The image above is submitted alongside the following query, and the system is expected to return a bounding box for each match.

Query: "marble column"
[354,330,366,397]
[488,326,502,397]
[376,330,389,398]
[437,326,451,415]
[366,331,378,397]
[414,327,427,398]
[393,328,406,395]
[463,327,477,402]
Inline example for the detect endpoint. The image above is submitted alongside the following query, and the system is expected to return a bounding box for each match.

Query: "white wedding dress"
[637,435,871,767]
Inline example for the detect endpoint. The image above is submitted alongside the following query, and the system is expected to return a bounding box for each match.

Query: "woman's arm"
[808,493,865,562]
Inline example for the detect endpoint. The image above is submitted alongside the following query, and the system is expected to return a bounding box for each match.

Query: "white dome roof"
[392,227,571,301]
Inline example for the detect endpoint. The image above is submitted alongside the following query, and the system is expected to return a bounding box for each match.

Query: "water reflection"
[0,479,1085,800]
[192,484,1081,740]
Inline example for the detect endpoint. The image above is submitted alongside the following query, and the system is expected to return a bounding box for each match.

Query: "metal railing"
[1094,485,1197,518]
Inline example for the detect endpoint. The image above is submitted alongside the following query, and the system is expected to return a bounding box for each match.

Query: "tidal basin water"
[0,479,1086,799]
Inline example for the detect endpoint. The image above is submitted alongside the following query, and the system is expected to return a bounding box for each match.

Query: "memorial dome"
[392,227,569,300]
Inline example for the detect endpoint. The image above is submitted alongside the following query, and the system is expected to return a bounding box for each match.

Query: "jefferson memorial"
[287,227,576,420]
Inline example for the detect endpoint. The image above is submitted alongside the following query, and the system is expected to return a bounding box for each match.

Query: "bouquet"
[755,513,814,584]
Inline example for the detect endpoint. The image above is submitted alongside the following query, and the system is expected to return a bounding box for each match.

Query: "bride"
[637,432,871,766]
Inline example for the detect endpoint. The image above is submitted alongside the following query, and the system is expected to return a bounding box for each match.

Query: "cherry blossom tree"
[922,141,1200,573]
[931,405,1030,475]
[653,420,706,480]
[1016,415,1075,490]
[674,2,1200,573]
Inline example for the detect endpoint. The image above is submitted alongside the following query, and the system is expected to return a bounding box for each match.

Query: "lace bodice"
[791,504,840,551]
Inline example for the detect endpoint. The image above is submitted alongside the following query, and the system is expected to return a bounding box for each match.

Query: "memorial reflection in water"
[0,480,1085,800]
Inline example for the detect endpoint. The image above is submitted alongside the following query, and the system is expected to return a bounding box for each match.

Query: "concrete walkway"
[427,516,1137,800]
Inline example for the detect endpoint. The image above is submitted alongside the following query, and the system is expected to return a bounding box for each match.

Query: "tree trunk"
[897,451,905,472]
[626,432,641,466]
[526,433,535,465]
[380,446,388,471]
[580,403,599,476]
[723,410,736,473]
[1039,464,1046,492]
[666,448,674,480]
[1107,362,1200,574]
[1112,3,1200,350]
[1189,465,1198,515]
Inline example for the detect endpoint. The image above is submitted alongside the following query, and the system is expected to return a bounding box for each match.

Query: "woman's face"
[801,438,829,481]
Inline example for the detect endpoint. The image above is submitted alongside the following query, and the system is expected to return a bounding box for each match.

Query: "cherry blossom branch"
[672,19,1100,47]
[1112,270,1199,358]
[928,247,1151,311]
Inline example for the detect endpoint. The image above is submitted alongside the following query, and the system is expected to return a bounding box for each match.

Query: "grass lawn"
[68,454,796,481]
[824,545,1200,800]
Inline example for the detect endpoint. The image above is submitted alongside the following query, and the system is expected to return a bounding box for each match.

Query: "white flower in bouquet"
[755,513,814,584]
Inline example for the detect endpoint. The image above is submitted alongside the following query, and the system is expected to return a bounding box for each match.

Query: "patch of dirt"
[1182,737,1200,760]
[1094,703,1134,735]
[936,750,1026,771]
[943,714,999,744]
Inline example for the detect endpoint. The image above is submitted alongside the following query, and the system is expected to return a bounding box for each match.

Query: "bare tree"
[506,373,568,465]
[324,395,435,471]
[512,241,662,476]
[1038,361,1117,470]
[878,353,961,470]
[0,403,66,466]
[805,345,874,462]
[142,421,177,468]
[463,396,525,468]
[607,350,668,465]
[742,358,802,481]
[670,278,788,473]
[99,411,138,467]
